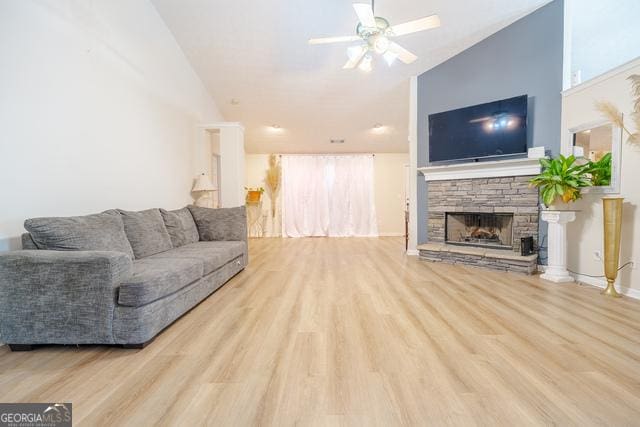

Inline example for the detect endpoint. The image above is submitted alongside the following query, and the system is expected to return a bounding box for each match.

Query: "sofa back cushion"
[188,205,247,242]
[24,210,134,258]
[118,209,172,259]
[160,207,199,248]
[21,233,38,250]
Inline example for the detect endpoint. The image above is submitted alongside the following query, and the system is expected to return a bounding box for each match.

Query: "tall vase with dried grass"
[594,74,640,297]
[265,154,281,218]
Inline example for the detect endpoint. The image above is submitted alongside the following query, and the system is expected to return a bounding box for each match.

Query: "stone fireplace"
[445,212,514,250]
[417,159,542,274]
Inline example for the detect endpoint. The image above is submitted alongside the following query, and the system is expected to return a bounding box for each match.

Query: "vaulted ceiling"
[152,0,550,153]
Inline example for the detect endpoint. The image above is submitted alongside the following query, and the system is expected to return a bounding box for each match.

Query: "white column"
[540,210,576,283]
[407,75,418,255]
[199,122,246,208]
[218,125,245,208]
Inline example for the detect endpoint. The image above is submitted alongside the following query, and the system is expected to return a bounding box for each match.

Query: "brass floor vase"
[602,197,624,297]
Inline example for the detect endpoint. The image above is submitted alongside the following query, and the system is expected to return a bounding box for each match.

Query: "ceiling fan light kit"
[309,0,441,72]
[358,54,373,72]
[383,50,398,66]
[372,34,390,54]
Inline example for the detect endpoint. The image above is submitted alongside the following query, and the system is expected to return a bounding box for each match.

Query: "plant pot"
[246,190,262,203]
[544,197,563,210]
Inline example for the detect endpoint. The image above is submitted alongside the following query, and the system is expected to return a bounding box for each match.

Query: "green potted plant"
[529,154,592,209]
[582,152,612,187]
[245,186,265,203]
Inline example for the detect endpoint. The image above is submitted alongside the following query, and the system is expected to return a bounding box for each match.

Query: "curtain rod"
[276,153,375,157]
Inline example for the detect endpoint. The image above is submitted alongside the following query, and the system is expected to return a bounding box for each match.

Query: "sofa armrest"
[0,250,132,344]
[188,205,248,242]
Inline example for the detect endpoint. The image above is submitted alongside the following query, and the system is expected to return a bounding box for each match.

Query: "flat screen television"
[428,95,528,163]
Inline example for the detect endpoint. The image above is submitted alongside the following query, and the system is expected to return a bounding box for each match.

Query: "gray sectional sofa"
[0,205,247,351]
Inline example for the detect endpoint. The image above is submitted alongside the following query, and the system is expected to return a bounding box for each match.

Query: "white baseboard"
[571,273,640,300]
[569,272,607,289]
[378,232,405,237]
[406,249,419,256]
[539,266,640,300]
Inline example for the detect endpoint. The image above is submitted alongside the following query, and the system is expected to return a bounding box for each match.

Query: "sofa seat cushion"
[118,257,204,307]
[160,207,199,248]
[149,241,245,275]
[24,210,134,258]
[118,209,173,259]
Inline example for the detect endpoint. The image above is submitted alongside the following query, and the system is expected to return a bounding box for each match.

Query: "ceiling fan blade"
[343,46,367,69]
[390,14,441,36]
[309,35,361,45]
[353,2,376,28]
[388,42,417,64]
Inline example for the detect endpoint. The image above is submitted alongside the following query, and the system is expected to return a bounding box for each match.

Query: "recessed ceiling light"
[372,123,387,134]
[271,124,281,129]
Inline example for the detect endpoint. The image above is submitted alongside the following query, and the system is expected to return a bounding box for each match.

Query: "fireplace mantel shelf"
[418,157,543,182]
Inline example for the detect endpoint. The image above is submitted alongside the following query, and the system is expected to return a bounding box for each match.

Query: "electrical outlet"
[593,250,602,261]
[632,261,637,270]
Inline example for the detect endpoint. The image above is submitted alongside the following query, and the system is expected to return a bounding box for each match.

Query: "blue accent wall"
[416,0,564,258]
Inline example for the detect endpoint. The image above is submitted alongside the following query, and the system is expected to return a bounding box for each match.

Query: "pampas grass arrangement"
[630,74,640,142]
[595,74,640,145]
[265,154,281,218]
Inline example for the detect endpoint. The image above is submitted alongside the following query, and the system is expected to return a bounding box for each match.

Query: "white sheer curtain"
[281,154,378,237]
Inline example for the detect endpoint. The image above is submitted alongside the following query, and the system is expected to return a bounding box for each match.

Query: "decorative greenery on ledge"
[530,153,613,207]
[529,155,592,207]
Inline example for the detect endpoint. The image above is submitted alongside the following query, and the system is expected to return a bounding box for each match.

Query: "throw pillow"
[117,209,173,259]
[160,207,200,247]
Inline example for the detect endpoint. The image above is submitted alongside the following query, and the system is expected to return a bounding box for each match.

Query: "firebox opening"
[445,212,514,250]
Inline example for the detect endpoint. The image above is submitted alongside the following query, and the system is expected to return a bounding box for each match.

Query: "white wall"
[245,153,409,237]
[373,153,409,236]
[561,58,640,296]
[0,0,223,250]
[569,0,640,84]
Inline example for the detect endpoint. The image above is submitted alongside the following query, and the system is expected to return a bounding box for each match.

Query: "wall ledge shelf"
[418,157,542,182]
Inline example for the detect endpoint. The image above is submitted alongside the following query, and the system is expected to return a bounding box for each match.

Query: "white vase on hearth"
[540,210,576,283]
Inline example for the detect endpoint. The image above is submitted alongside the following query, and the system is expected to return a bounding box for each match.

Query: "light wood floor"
[2,237,640,426]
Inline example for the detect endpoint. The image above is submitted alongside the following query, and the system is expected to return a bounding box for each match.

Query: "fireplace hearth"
[445,212,514,250]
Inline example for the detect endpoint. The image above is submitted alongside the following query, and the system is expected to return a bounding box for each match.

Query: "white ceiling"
[152,0,550,154]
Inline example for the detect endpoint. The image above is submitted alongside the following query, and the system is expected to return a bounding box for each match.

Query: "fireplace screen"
[445,212,514,250]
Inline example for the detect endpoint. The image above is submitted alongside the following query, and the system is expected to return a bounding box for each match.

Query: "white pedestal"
[540,210,576,283]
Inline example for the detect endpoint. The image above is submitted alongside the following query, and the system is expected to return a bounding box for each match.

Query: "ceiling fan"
[308,0,441,72]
